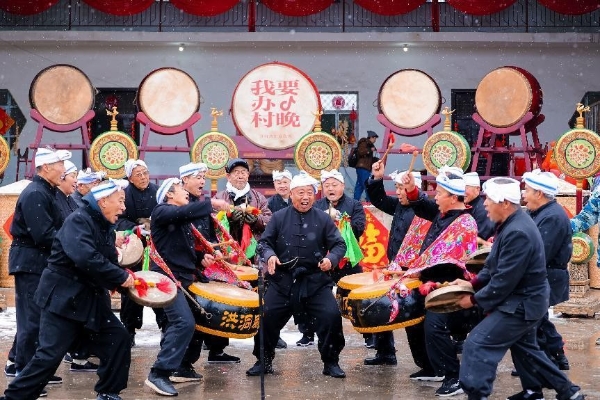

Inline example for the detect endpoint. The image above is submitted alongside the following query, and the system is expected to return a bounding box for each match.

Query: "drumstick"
[406,150,419,174]
[209,239,235,249]
[380,140,395,166]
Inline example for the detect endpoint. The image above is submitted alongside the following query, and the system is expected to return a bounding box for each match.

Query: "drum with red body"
[475,66,543,128]
[378,69,442,130]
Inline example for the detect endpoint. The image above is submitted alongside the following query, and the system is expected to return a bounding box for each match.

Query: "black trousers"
[3,308,130,400]
[374,331,396,356]
[253,283,345,364]
[405,321,433,371]
[14,272,41,371]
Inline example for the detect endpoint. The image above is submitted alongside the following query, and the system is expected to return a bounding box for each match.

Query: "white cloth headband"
[157,177,181,204]
[35,148,71,168]
[436,173,465,196]
[272,169,292,182]
[91,178,129,200]
[522,169,559,196]
[77,168,105,185]
[124,159,148,178]
[62,160,77,176]
[320,169,344,184]
[179,162,208,178]
[290,171,320,193]
[389,170,422,187]
[463,172,480,187]
[483,177,521,204]
[438,165,464,178]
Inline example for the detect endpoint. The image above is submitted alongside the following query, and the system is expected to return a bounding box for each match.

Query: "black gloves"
[244,212,258,225]
[229,208,244,222]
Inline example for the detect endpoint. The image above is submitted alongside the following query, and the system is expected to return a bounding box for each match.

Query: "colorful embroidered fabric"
[388,216,431,272]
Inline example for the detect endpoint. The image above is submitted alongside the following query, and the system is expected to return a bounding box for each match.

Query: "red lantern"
[349,105,357,144]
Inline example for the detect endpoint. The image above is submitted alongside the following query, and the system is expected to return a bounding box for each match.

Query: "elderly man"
[246,171,347,378]
[454,177,584,400]
[506,170,573,400]
[7,148,71,386]
[72,168,105,208]
[1,179,135,400]
[267,169,292,213]
[178,162,241,366]
[463,172,495,241]
[145,177,230,396]
[116,159,162,346]
[363,169,422,366]
[213,158,272,258]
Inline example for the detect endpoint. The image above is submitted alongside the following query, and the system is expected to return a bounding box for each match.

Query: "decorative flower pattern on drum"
[305,141,333,169]
[202,142,229,170]
[565,139,595,169]
[100,142,128,169]
[430,140,457,168]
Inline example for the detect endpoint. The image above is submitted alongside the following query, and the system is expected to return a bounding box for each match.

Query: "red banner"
[0,108,14,136]
[358,208,389,271]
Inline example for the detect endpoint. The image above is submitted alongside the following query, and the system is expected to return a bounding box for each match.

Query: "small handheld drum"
[571,232,595,264]
[347,278,424,334]
[0,136,10,175]
[231,265,259,289]
[128,270,177,308]
[190,132,238,180]
[231,62,321,150]
[189,281,259,339]
[117,233,144,268]
[425,285,475,313]
[29,64,95,125]
[466,247,491,274]
[378,69,442,129]
[554,128,600,180]
[422,131,471,176]
[137,67,200,128]
[475,66,543,128]
[294,132,342,179]
[89,131,139,179]
[336,272,386,319]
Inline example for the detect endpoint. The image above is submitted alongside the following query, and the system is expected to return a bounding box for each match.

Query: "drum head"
[190,132,238,180]
[138,67,200,128]
[338,272,383,291]
[424,285,474,313]
[89,131,139,179]
[232,265,258,282]
[475,67,534,128]
[0,136,10,175]
[378,69,441,129]
[128,271,177,308]
[116,232,144,268]
[231,62,321,150]
[466,247,490,265]
[554,128,600,180]
[29,64,94,125]
[571,232,595,264]
[189,281,258,307]
[294,132,342,179]
[422,131,471,176]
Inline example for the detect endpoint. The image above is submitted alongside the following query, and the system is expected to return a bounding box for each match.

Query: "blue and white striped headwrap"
[77,168,106,185]
[34,148,71,168]
[157,177,181,204]
[62,160,77,176]
[179,162,208,179]
[522,169,559,196]
[91,179,129,200]
[436,172,465,196]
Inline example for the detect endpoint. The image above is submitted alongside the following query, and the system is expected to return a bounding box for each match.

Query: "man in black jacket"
[267,169,292,213]
[1,179,135,400]
[463,172,495,241]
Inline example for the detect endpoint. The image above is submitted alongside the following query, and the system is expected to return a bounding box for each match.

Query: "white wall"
[1,31,599,188]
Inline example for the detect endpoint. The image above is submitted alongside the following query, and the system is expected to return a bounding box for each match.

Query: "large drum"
[336,272,386,319]
[137,67,200,128]
[378,69,441,129]
[190,132,238,180]
[188,281,259,339]
[294,132,342,179]
[475,66,543,128]
[347,278,424,334]
[29,64,95,125]
[89,131,139,179]
[231,62,321,150]
[231,265,259,289]
[422,131,471,176]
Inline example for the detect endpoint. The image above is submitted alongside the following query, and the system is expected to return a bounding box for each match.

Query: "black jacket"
[314,194,366,241]
[188,193,217,242]
[36,194,129,331]
[267,194,290,214]
[55,190,79,227]
[116,182,159,231]
[468,195,495,240]
[9,175,62,275]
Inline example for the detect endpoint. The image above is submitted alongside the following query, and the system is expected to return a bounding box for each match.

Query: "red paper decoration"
[446,0,517,15]
[261,0,334,17]
[537,0,600,15]
[354,0,426,16]
[170,0,240,17]
[0,0,59,15]
[81,0,154,16]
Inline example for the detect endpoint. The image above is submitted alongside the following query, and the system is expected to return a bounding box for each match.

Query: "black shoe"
[276,337,287,349]
[145,371,178,396]
[435,377,464,397]
[364,354,397,366]
[207,352,240,364]
[70,360,99,372]
[47,375,62,384]
[322,362,346,378]
[246,360,274,376]
[63,354,73,364]
[551,350,570,370]
[4,362,16,377]
[409,369,444,382]
[364,335,376,349]
[506,389,545,400]
[170,367,202,383]
[511,369,519,377]
[97,394,123,400]
[296,334,314,347]
[38,390,47,398]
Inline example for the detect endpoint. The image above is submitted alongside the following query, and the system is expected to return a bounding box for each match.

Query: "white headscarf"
[77,168,105,185]
[438,165,464,178]
[389,170,422,187]
[320,169,344,184]
[62,160,77,176]
[436,173,465,196]
[156,177,182,204]
[179,162,208,178]
[463,172,480,187]
[522,169,559,197]
[124,159,148,178]
[272,169,292,182]
[35,148,71,168]
[91,179,129,200]
[290,171,320,193]
[482,177,521,204]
